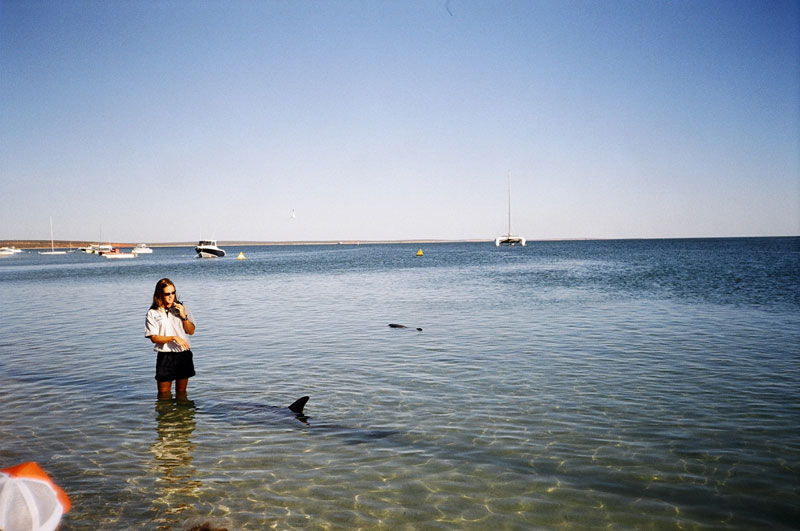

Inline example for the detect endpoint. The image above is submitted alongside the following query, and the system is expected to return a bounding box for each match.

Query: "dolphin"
[388,323,423,331]
[288,396,309,414]
[200,396,311,424]
[198,396,397,443]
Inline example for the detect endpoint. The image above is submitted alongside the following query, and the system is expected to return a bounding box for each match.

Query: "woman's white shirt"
[144,307,195,352]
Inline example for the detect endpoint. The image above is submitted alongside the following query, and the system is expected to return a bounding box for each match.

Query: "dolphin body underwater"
[200,396,311,424]
[198,396,395,443]
[196,396,537,473]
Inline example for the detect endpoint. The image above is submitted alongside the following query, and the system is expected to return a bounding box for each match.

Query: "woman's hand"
[173,302,186,319]
[173,336,190,350]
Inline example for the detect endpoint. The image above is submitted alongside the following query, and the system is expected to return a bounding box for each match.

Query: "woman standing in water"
[145,278,196,399]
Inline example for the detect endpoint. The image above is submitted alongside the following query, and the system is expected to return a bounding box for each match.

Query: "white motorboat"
[132,243,153,254]
[195,240,226,258]
[0,246,23,254]
[80,243,113,254]
[495,172,526,247]
[102,248,136,259]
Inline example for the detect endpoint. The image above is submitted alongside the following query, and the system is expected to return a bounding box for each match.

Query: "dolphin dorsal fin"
[289,396,310,414]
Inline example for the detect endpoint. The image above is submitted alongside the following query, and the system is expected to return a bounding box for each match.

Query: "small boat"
[131,243,153,254]
[495,234,526,246]
[495,172,526,247]
[102,248,136,259]
[0,246,23,254]
[80,243,113,254]
[39,217,67,255]
[195,240,226,258]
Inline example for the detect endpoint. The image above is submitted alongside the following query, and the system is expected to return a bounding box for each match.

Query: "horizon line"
[2,235,798,249]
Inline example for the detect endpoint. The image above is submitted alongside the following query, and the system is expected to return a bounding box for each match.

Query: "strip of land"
[0,239,491,250]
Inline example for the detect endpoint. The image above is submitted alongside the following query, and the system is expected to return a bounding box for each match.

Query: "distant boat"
[79,243,112,254]
[39,217,67,255]
[131,243,153,254]
[195,240,226,258]
[0,246,23,254]
[102,248,136,259]
[495,172,526,247]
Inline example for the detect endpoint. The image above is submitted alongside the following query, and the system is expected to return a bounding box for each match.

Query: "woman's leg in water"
[157,380,173,400]
[175,378,189,398]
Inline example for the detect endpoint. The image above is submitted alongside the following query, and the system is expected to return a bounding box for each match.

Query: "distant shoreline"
[1,235,795,250]
[0,239,494,250]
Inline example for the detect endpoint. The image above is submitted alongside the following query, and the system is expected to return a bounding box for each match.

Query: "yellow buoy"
[237,252,246,260]
[416,249,423,257]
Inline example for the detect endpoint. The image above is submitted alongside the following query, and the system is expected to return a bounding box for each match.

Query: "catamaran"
[495,172,526,247]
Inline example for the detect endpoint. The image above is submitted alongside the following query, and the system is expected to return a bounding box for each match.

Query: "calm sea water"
[1,238,798,530]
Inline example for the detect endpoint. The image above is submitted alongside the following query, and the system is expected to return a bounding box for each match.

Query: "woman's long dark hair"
[150,278,175,310]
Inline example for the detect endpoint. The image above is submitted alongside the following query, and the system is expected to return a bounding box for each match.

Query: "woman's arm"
[149,335,190,350]
[173,303,196,335]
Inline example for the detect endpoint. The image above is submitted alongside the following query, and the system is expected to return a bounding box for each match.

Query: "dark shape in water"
[202,395,311,424]
[288,396,309,415]
[201,396,396,444]
[388,323,423,331]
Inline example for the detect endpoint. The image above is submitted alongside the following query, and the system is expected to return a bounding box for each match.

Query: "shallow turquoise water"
[1,238,798,529]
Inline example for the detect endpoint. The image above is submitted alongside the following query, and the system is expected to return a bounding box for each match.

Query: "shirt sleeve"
[144,310,159,338]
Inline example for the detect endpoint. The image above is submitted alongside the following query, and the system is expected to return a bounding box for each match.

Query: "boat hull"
[195,240,226,258]
[195,247,226,258]
[81,244,113,254]
[495,236,526,247]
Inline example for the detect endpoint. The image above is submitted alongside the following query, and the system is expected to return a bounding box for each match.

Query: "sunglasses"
[162,290,176,296]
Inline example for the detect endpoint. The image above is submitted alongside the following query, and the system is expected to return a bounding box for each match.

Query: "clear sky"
[2,0,798,243]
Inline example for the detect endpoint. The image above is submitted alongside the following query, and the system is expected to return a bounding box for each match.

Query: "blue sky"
[2,0,798,242]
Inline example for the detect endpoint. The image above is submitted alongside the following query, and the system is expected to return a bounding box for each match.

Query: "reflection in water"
[150,397,201,529]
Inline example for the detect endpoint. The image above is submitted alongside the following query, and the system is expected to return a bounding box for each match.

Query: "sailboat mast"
[507,172,512,236]
[50,216,55,252]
